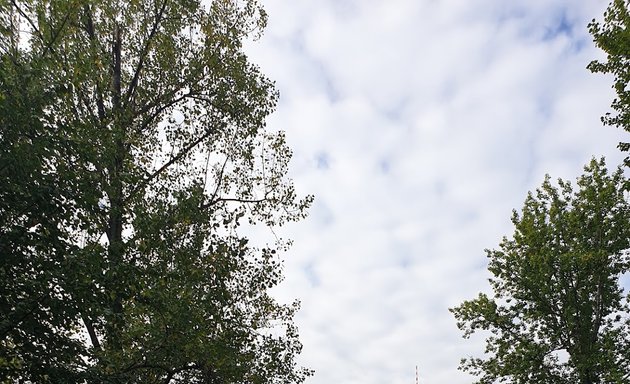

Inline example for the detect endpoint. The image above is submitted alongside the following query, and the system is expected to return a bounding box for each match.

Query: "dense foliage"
[451,159,630,384]
[0,0,312,382]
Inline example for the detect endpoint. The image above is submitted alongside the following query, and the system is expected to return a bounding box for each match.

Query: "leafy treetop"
[451,159,630,384]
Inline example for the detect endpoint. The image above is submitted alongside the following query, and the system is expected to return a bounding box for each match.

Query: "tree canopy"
[589,0,630,166]
[451,159,630,384]
[0,0,313,382]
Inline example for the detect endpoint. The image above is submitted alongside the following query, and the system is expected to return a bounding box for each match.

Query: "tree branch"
[207,154,230,204]
[134,90,191,133]
[9,0,44,44]
[41,4,73,56]
[82,315,101,350]
[126,125,218,200]
[82,4,107,122]
[201,195,269,210]
[8,0,73,57]
[124,0,169,103]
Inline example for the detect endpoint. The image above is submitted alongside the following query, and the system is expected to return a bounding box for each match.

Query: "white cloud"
[245,1,627,383]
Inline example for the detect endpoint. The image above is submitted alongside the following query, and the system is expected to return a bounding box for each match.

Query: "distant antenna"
[415,365,419,384]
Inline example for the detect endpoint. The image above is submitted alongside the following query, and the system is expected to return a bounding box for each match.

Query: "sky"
[243,1,628,383]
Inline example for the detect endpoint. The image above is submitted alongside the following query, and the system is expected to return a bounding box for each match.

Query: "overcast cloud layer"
[244,1,628,383]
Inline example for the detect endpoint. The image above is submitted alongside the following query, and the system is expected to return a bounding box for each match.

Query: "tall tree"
[451,159,630,384]
[588,0,630,167]
[0,0,313,383]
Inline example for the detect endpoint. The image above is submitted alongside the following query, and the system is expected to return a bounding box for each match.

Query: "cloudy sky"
[243,1,628,383]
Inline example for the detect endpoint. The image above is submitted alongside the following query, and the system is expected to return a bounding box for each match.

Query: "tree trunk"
[106,22,126,351]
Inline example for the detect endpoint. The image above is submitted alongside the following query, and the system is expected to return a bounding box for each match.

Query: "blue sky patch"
[542,10,574,41]
[316,151,330,170]
[303,262,321,288]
